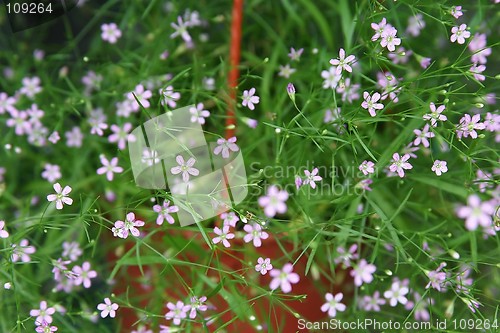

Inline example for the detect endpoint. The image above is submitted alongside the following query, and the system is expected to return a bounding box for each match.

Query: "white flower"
[213,137,239,158]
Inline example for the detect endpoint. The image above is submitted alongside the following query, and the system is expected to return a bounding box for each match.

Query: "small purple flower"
[170,155,199,182]
[35,321,58,333]
[456,114,485,139]
[96,155,123,181]
[329,48,355,75]
[11,239,36,262]
[212,226,235,248]
[108,123,136,150]
[72,261,97,288]
[413,124,435,148]
[389,153,413,178]
[470,63,486,81]
[423,103,447,127]
[220,212,239,227]
[101,23,122,44]
[359,160,375,176]
[242,88,260,110]
[165,301,190,325]
[269,263,300,293]
[451,6,463,19]
[288,47,304,61]
[361,291,386,312]
[456,195,495,231]
[0,221,9,238]
[214,137,239,158]
[334,244,358,268]
[153,200,179,225]
[188,296,207,319]
[255,257,273,275]
[46,183,73,210]
[113,212,145,238]
[431,160,448,176]
[189,103,210,124]
[303,168,322,189]
[425,262,448,292]
[384,279,409,306]
[450,24,470,44]
[350,259,376,286]
[321,293,346,318]
[258,185,289,218]
[361,91,384,117]
[161,86,181,108]
[97,298,119,318]
[243,223,269,247]
[30,301,56,324]
[380,26,401,52]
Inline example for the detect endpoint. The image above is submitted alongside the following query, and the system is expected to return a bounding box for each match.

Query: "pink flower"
[451,5,463,19]
[483,112,500,132]
[165,301,190,325]
[371,18,389,41]
[337,78,360,102]
[456,195,495,231]
[389,153,413,178]
[278,64,296,79]
[0,220,9,238]
[52,258,70,281]
[456,113,485,139]
[470,63,486,81]
[113,212,145,238]
[108,123,136,150]
[189,103,210,124]
[380,26,401,52]
[321,67,341,89]
[406,14,425,37]
[431,160,448,176]
[65,127,83,147]
[450,24,470,44]
[321,293,346,318]
[188,296,207,319]
[214,137,239,158]
[423,103,447,127]
[269,263,300,293]
[170,16,192,42]
[48,131,60,144]
[420,57,431,69]
[425,262,448,292]
[0,92,17,114]
[72,261,97,288]
[359,160,375,176]
[6,109,30,135]
[243,223,269,247]
[242,88,260,110]
[20,76,42,99]
[212,226,235,247]
[221,212,239,227]
[11,239,36,262]
[41,164,62,183]
[303,168,322,189]
[161,86,181,108]
[413,124,435,148]
[384,279,409,306]
[350,259,376,286]
[469,33,491,64]
[97,298,119,318]
[170,155,199,182]
[258,185,289,217]
[47,183,73,210]
[361,291,386,312]
[97,155,123,181]
[288,47,304,61]
[255,257,273,275]
[329,48,355,75]
[62,241,82,261]
[101,23,122,43]
[361,91,384,117]
[30,301,56,324]
[35,321,58,332]
[334,244,358,268]
[153,200,179,225]
[127,84,152,110]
